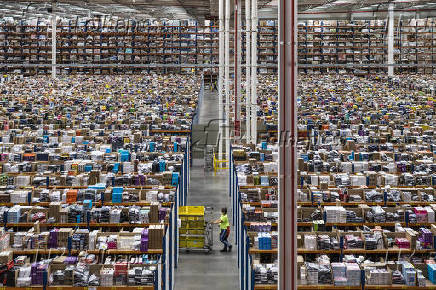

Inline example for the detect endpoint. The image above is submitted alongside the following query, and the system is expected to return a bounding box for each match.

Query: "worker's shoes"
[228,245,232,252]
[220,248,227,252]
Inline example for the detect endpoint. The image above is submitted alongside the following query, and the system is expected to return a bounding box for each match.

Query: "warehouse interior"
[0,0,436,289]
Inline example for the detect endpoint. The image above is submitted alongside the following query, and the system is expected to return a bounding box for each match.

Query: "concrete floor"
[174,90,239,290]
[198,89,219,124]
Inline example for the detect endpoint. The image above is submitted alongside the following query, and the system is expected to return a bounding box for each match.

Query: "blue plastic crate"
[261,141,267,150]
[428,264,436,284]
[112,163,120,173]
[113,187,123,194]
[260,153,265,161]
[171,172,179,186]
[159,160,166,172]
[112,193,122,203]
[149,142,156,152]
[88,183,106,190]
[83,199,93,209]
[120,154,130,162]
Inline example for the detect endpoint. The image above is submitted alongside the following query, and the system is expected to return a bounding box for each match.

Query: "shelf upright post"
[245,0,251,143]
[279,0,298,288]
[368,20,371,74]
[225,0,231,162]
[36,17,41,74]
[219,0,224,160]
[351,24,355,74]
[179,25,182,72]
[275,21,278,74]
[319,22,324,74]
[147,23,151,73]
[250,0,258,144]
[305,22,308,74]
[234,0,242,139]
[336,22,339,74]
[432,20,434,75]
[388,3,394,76]
[416,17,419,74]
[51,2,57,79]
[20,20,24,74]
[195,22,198,70]
[399,19,403,74]
[131,19,136,66]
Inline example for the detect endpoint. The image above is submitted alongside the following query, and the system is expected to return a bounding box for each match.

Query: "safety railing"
[192,78,204,125]
[230,146,255,290]
[213,153,229,175]
[189,77,204,167]
[161,139,189,290]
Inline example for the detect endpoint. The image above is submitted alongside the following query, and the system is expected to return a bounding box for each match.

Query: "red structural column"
[278,0,298,289]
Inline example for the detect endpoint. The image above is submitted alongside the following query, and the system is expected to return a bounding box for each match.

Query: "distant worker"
[213,207,232,252]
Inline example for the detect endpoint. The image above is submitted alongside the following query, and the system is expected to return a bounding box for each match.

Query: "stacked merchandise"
[127,266,156,285]
[317,235,339,251]
[305,256,332,285]
[344,235,364,249]
[255,232,278,250]
[253,263,278,285]
[418,228,433,249]
[0,74,196,288]
[324,206,347,223]
[331,262,361,286]
[239,74,436,288]
[290,75,436,288]
[365,267,391,285]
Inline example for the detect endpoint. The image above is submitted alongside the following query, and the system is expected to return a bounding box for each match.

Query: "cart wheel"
[206,248,212,254]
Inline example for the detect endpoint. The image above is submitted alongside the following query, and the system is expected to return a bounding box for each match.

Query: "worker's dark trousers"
[219,229,231,250]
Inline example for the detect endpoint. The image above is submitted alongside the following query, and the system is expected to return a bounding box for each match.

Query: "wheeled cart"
[179,206,214,253]
[180,222,213,253]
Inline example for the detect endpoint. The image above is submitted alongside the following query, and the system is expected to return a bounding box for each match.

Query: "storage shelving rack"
[5,18,436,75]
[257,20,278,74]
[230,146,436,289]
[394,18,436,74]
[296,20,387,74]
[0,19,220,75]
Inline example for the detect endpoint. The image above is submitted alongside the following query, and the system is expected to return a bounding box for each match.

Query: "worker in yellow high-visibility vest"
[213,207,232,252]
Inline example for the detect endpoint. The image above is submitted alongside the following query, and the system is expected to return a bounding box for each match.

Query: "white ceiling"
[1,0,436,21]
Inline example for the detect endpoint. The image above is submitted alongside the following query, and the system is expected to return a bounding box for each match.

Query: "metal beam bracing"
[51,2,57,79]
[225,0,231,163]
[250,0,258,144]
[0,63,279,68]
[234,0,242,138]
[219,0,224,160]
[388,3,394,76]
[5,63,436,68]
[245,0,251,143]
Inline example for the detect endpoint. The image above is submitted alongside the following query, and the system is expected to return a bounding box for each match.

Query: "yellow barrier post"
[213,153,229,176]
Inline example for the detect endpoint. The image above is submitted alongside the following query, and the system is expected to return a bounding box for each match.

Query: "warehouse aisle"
[175,90,239,290]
